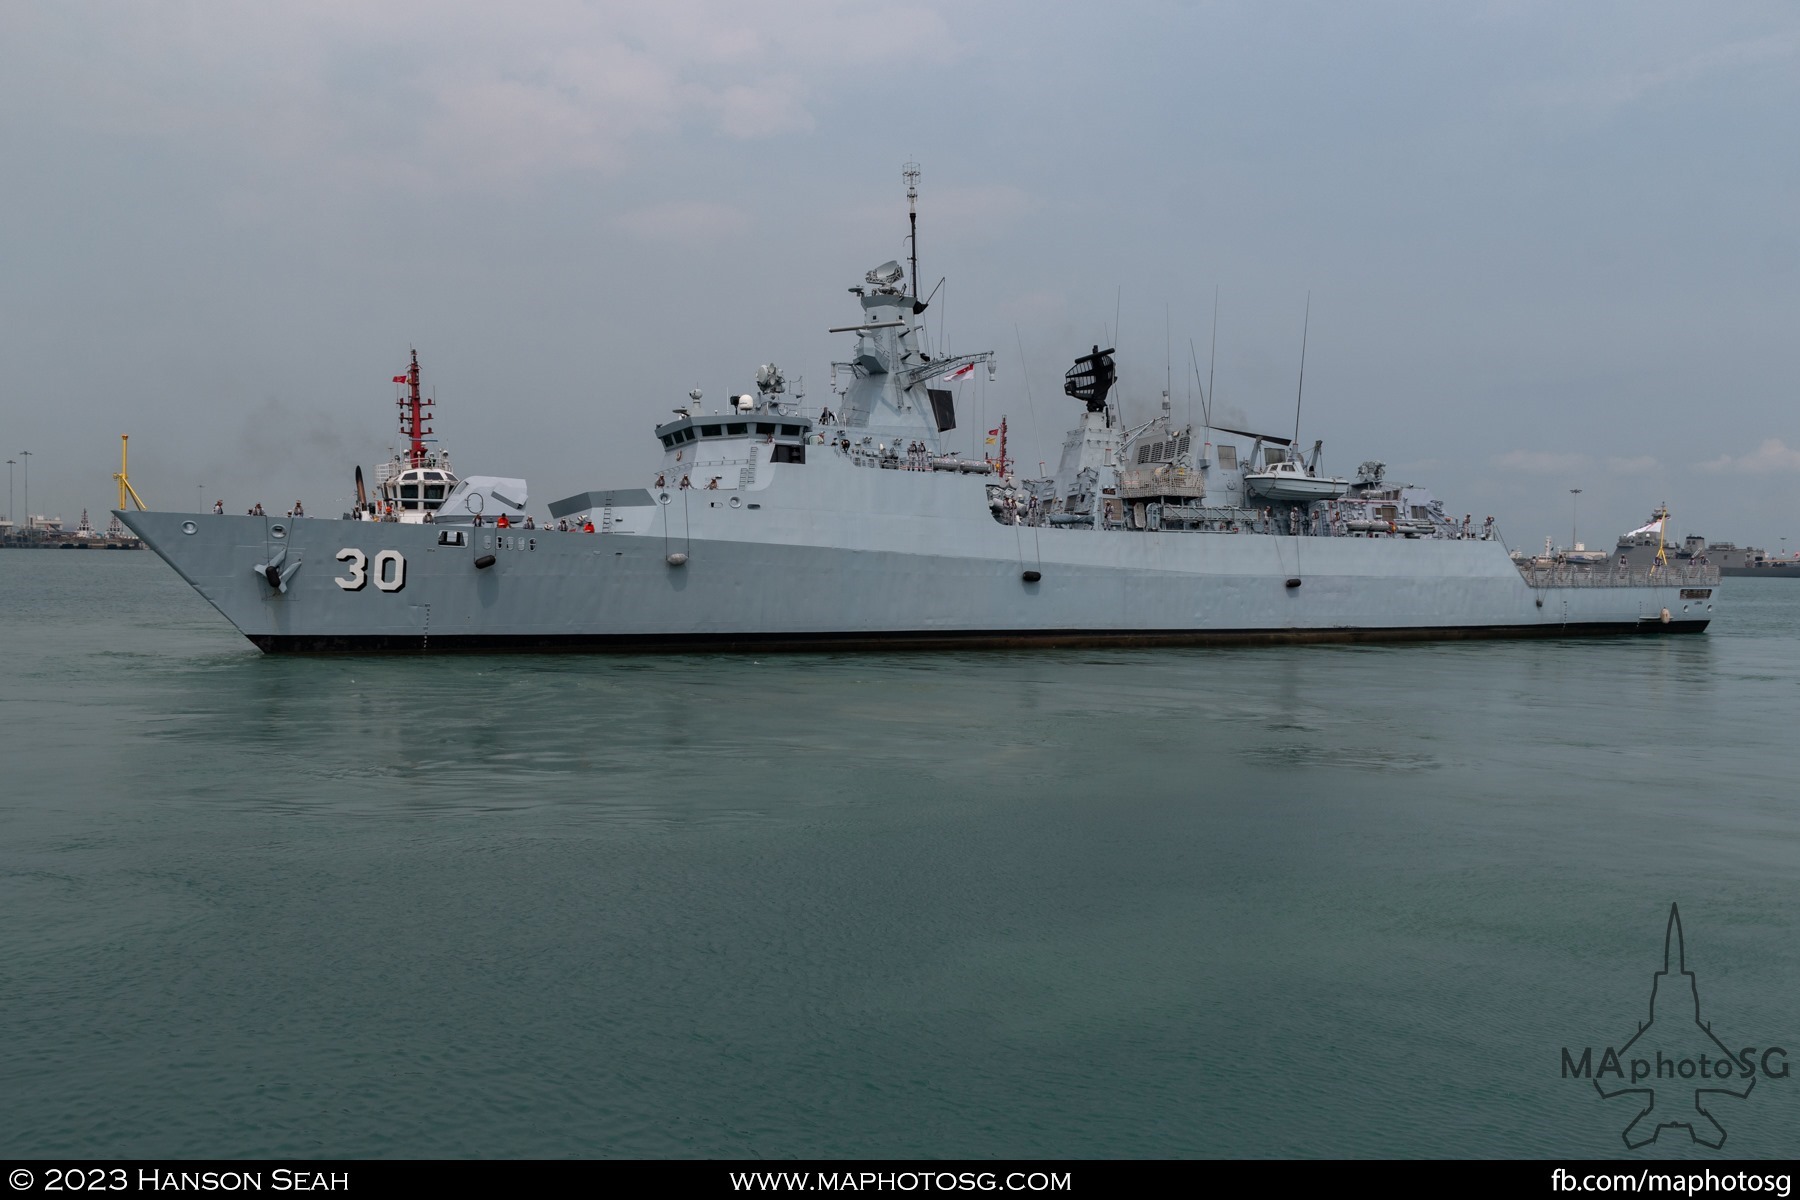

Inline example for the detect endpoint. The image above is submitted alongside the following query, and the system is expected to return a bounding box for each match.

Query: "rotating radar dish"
[1064,345,1117,413]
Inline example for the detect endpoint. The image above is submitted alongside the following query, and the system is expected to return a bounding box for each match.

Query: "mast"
[399,349,432,469]
[114,434,147,511]
[1292,294,1310,450]
[903,162,920,298]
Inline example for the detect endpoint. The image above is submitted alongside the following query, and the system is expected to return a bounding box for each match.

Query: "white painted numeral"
[373,549,407,592]
[334,548,367,591]
[338,548,406,592]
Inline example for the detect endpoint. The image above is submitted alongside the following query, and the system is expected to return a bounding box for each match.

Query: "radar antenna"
[903,161,920,300]
[1064,346,1117,414]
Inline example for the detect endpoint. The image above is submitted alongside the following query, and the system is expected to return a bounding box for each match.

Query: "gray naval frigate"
[120,206,1720,653]
[1612,506,1800,578]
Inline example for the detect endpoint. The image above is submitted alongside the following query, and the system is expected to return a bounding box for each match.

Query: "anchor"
[252,547,302,593]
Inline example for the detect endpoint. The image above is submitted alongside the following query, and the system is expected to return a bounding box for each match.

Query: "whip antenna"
[903,162,920,298]
[1292,293,1311,448]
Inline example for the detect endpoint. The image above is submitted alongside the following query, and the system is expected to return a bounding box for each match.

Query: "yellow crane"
[114,435,148,511]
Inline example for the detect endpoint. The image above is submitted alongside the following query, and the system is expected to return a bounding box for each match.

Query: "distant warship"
[1613,507,1798,578]
[120,172,1719,653]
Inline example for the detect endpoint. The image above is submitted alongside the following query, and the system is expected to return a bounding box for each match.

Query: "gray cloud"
[3,1,1796,551]
[1702,438,1800,474]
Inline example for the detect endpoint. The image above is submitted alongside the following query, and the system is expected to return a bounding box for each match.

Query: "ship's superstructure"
[361,350,460,523]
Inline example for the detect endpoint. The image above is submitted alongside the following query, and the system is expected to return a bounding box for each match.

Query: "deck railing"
[1118,466,1207,499]
[1515,563,1720,588]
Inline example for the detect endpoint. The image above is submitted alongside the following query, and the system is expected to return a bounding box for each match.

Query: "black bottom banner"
[3,1160,1795,1196]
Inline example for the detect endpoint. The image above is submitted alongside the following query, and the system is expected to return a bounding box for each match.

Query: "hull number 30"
[334,548,406,592]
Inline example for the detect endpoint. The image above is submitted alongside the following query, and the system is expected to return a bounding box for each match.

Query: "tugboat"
[101,512,140,548]
[65,509,99,547]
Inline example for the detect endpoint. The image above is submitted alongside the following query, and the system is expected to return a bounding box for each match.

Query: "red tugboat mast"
[397,349,432,468]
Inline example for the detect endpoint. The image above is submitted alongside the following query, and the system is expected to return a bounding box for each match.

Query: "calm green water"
[2,551,1797,1159]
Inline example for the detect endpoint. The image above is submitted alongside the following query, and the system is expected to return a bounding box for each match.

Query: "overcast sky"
[3,1,1796,550]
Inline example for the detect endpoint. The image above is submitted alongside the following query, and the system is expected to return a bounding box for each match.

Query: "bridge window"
[424,485,446,501]
[400,484,420,499]
[781,425,803,436]
[701,424,722,437]
[661,435,676,448]
[756,423,776,435]
[727,422,747,435]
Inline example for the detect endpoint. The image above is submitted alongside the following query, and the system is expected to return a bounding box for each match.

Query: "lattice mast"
[398,349,433,469]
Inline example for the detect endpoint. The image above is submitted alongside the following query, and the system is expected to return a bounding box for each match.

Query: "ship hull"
[119,471,1717,654]
[1718,565,1800,578]
[245,622,1702,653]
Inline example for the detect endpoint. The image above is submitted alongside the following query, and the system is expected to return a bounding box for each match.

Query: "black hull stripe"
[248,620,1709,655]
